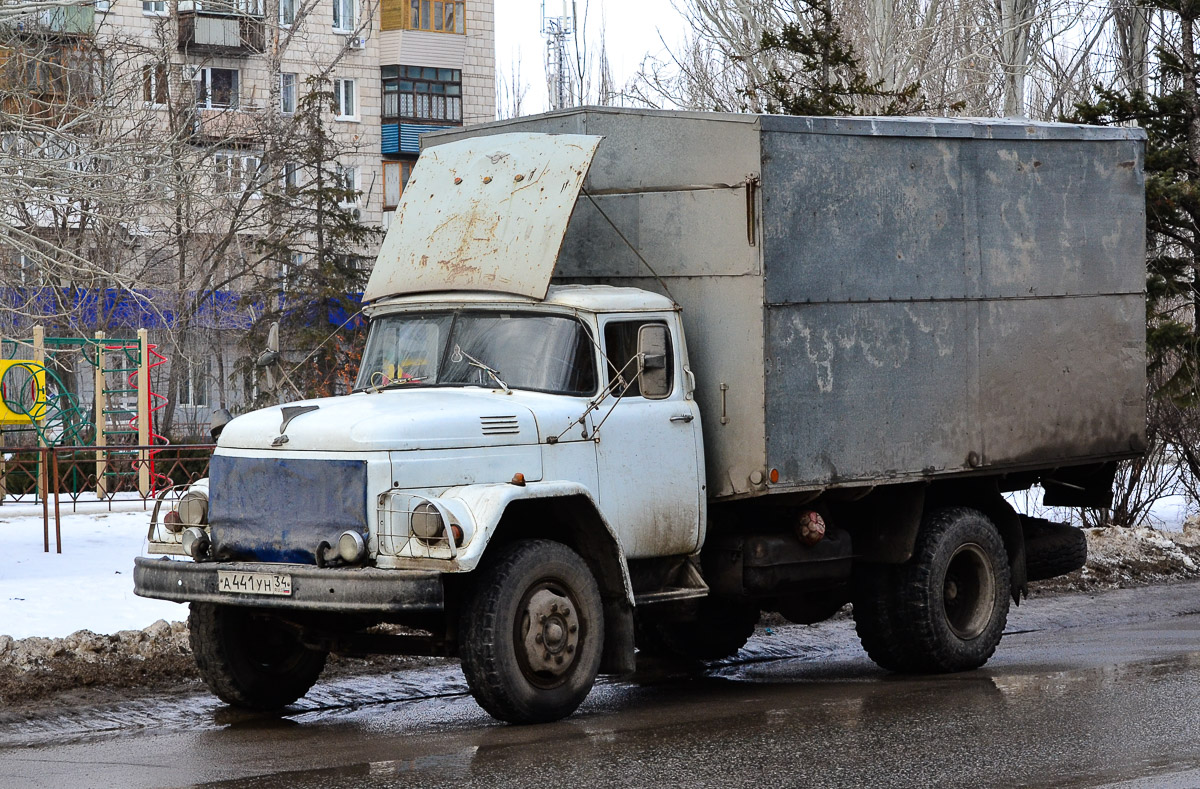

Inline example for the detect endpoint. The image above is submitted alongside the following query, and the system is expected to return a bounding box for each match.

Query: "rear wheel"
[189,603,328,710]
[459,540,604,724]
[852,565,922,672]
[893,507,1010,672]
[854,507,1010,674]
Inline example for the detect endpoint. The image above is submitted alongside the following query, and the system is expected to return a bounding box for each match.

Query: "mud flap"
[600,599,636,675]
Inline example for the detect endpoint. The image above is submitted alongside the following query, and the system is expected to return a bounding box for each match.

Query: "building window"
[194,67,239,109]
[382,159,413,209]
[279,0,296,25]
[179,360,210,408]
[280,72,296,113]
[281,252,301,293]
[193,0,263,13]
[334,78,356,118]
[381,66,461,122]
[335,164,358,206]
[214,152,263,196]
[142,62,168,105]
[332,0,355,31]
[18,255,45,287]
[282,160,301,191]
[403,0,463,33]
[142,0,167,14]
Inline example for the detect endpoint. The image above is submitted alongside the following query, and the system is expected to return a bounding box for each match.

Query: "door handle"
[670,414,694,423]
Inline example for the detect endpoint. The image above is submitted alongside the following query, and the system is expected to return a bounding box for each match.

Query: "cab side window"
[603,320,673,398]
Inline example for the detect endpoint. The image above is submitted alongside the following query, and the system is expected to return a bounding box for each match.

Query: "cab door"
[593,314,704,559]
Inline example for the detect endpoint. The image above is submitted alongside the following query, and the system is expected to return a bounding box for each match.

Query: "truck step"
[634,586,711,606]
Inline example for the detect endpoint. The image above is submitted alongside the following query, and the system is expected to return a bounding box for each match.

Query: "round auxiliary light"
[337,530,367,563]
[181,526,210,560]
[178,489,208,527]
[163,509,183,534]
[411,501,445,541]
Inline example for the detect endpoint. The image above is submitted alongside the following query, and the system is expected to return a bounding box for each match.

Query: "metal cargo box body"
[423,108,1146,500]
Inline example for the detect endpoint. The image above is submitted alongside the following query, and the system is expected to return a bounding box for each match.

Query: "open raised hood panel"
[363,132,603,303]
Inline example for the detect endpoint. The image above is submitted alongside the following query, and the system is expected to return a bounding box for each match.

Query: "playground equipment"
[0,327,169,499]
[0,360,47,425]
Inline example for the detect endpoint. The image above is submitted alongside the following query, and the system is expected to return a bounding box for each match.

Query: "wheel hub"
[942,542,996,640]
[522,588,579,677]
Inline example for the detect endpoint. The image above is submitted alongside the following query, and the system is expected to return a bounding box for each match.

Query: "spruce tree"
[757,0,925,116]
[242,77,382,406]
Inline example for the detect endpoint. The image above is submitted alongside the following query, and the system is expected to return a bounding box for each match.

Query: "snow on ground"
[0,498,185,640]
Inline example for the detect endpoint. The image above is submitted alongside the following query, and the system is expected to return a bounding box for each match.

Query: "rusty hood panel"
[364,132,603,303]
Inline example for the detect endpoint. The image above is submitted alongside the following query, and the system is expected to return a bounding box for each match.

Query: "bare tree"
[627,0,1148,120]
[497,47,530,119]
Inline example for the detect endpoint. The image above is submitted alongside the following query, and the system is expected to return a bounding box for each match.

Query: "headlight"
[178,489,208,527]
[411,501,444,541]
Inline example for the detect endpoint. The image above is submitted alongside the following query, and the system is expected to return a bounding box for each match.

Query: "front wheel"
[189,603,328,710]
[459,540,604,724]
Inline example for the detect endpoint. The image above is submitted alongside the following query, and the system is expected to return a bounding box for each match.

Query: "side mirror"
[209,408,232,441]
[637,324,671,400]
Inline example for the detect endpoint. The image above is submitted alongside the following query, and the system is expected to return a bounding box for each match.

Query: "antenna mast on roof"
[542,0,575,111]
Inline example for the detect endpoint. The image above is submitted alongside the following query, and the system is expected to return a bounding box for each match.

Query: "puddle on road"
[5,616,1199,750]
[0,623,867,747]
[0,663,471,748]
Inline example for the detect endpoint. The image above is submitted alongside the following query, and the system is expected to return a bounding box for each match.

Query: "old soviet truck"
[135,108,1146,724]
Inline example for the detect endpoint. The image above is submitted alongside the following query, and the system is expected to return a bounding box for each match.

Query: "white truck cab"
[136,134,710,723]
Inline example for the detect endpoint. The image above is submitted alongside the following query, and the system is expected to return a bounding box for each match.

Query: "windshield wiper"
[451,345,510,394]
[359,373,429,393]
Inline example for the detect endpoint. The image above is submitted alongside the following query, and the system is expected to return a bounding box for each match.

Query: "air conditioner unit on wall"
[349,35,366,49]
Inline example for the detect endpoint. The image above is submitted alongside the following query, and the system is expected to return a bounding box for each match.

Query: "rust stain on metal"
[363,132,603,301]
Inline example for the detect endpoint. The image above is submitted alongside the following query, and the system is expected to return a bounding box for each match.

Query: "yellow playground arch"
[0,360,47,425]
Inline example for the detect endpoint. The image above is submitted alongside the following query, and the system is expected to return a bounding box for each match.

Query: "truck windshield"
[355,310,598,396]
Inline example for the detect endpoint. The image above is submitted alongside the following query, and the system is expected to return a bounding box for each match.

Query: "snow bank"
[0,500,185,639]
[1030,520,1200,594]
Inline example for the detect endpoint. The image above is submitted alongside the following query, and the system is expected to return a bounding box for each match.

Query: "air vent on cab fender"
[481,415,520,435]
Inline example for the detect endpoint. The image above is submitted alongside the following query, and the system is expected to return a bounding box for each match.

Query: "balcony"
[177,3,263,56]
[7,5,95,36]
[190,106,263,143]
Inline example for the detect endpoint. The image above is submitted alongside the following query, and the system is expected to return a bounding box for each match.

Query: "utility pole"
[542,0,575,111]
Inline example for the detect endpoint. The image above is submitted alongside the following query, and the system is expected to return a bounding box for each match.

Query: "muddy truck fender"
[443,480,637,675]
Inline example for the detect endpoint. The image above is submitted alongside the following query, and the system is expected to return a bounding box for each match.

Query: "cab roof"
[365,284,677,316]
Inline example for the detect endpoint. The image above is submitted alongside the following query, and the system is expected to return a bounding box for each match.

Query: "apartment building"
[0,0,495,437]
[376,0,495,228]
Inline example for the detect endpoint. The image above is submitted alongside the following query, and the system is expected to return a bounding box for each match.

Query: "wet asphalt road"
[3,582,1200,789]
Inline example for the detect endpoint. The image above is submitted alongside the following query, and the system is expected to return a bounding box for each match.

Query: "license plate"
[217,571,293,596]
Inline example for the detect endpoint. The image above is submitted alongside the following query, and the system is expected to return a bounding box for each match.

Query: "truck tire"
[1022,516,1088,582]
[890,507,1011,673]
[851,565,923,672]
[459,540,604,724]
[637,598,758,661]
[188,603,327,710]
